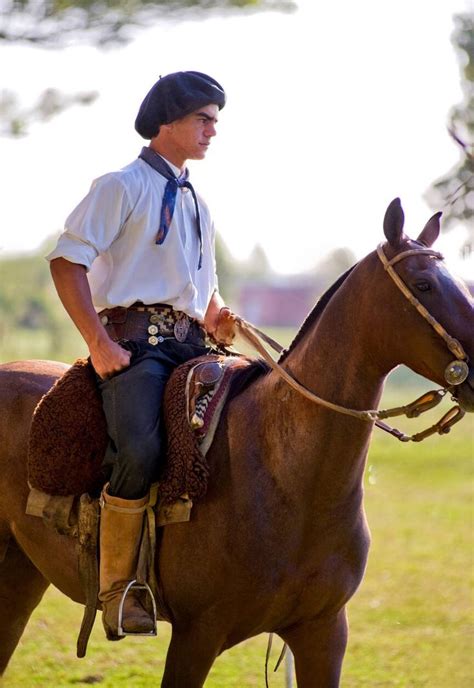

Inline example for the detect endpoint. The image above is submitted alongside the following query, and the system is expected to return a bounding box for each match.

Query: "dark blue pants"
[98,339,209,499]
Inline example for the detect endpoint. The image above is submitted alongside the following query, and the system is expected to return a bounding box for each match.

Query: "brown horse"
[0,198,473,687]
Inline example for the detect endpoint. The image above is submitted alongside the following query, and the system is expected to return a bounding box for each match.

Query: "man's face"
[165,103,219,163]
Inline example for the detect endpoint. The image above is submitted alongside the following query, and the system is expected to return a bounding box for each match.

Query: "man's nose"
[205,123,217,137]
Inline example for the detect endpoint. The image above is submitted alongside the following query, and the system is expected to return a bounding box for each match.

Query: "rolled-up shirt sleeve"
[46,173,132,270]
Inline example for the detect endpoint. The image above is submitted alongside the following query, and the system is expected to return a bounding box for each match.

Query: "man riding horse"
[47,71,237,639]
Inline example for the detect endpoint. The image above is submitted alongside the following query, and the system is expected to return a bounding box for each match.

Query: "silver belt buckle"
[174,314,190,342]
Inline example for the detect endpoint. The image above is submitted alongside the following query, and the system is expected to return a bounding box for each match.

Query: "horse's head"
[380,197,474,412]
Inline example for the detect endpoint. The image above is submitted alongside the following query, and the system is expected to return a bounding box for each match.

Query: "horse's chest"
[288,517,371,615]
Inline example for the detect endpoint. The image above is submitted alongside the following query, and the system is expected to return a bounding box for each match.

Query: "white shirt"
[46,155,218,320]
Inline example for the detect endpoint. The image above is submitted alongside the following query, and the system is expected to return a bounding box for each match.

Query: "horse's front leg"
[279,608,348,688]
[161,622,222,688]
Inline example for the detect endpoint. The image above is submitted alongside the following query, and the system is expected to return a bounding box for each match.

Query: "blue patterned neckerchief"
[139,146,203,269]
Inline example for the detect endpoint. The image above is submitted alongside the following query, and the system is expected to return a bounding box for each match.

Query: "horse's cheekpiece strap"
[377,244,469,364]
[98,303,206,347]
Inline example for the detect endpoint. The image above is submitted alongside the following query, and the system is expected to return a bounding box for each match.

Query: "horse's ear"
[383,198,406,248]
[416,211,442,247]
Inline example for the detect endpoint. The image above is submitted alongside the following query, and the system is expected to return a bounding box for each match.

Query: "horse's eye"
[415,280,431,292]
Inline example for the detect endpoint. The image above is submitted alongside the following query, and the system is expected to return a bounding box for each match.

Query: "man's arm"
[50,257,131,378]
[203,289,226,336]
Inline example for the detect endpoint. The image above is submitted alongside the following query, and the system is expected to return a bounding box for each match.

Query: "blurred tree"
[215,237,275,305]
[0,249,80,362]
[310,247,357,288]
[0,88,99,136]
[215,232,238,302]
[0,0,295,136]
[0,0,295,46]
[242,243,273,280]
[425,12,474,256]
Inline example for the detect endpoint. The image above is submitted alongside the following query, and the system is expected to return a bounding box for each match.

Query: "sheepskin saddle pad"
[28,353,266,501]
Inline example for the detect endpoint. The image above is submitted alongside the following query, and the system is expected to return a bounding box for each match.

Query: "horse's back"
[0,359,68,464]
[0,359,68,394]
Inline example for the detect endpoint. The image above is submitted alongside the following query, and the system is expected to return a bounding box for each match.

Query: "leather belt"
[98,302,206,347]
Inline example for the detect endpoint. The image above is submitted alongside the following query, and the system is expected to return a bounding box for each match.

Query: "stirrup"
[117,579,158,637]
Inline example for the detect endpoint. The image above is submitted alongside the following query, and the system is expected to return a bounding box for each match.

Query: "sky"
[1,0,473,280]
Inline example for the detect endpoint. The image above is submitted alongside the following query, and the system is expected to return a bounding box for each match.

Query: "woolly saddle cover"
[27,354,263,502]
[28,358,108,497]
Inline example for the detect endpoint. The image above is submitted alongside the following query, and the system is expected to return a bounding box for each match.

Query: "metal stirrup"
[117,579,158,637]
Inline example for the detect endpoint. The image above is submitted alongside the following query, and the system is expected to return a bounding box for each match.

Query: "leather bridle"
[234,243,470,442]
[376,244,469,366]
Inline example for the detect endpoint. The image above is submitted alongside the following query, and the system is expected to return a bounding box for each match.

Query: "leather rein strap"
[236,318,380,422]
[235,244,468,442]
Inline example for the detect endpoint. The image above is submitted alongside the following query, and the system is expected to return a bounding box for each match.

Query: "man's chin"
[188,150,207,161]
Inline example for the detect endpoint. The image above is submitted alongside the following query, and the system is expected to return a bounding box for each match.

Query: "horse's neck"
[260,259,389,506]
[284,257,389,411]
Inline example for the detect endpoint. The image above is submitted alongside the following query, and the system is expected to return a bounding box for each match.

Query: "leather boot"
[99,486,155,640]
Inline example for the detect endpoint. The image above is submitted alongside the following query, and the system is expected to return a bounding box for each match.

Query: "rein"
[235,244,469,442]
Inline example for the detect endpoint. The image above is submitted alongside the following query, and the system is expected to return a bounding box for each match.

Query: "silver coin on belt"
[173,314,190,343]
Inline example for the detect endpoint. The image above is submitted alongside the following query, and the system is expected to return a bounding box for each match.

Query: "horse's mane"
[228,262,358,400]
[278,263,357,363]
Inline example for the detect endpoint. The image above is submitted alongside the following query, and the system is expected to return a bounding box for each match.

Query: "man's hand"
[204,291,237,346]
[89,337,131,380]
[49,258,132,378]
[213,307,237,346]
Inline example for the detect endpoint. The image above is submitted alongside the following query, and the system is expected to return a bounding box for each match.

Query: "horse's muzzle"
[452,366,474,412]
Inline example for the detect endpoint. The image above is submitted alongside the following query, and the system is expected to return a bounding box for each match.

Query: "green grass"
[342,423,474,687]
[1,597,288,687]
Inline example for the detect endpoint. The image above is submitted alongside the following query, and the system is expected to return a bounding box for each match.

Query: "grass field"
[1,329,473,687]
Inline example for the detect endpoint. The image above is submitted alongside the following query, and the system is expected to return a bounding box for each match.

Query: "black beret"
[135,71,226,139]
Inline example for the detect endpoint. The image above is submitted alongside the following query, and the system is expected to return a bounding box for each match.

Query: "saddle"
[27,353,262,502]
